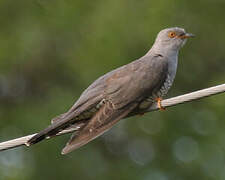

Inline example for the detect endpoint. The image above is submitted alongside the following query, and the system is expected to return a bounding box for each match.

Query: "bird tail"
[25,114,79,146]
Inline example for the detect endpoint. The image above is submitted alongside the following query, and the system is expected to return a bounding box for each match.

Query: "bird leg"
[155,97,166,110]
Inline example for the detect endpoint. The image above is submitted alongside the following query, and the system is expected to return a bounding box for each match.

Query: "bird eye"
[168,32,176,38]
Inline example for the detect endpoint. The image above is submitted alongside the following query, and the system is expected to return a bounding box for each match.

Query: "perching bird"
[26,27,194,154]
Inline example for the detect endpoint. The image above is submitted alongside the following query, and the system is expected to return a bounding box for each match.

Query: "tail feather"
[26,114,78,146]
[51,113,67,124]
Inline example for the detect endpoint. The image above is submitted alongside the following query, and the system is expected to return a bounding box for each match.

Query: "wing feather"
[61,100,137,154]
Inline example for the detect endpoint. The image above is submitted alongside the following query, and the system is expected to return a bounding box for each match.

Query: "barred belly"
[139,74,173,109]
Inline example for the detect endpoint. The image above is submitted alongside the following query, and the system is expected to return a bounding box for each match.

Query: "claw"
[155,97,166,111]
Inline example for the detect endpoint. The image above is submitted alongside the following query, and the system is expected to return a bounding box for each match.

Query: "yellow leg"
[155,97,166,111]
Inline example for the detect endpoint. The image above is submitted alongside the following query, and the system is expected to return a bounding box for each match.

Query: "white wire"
[0,83,224,152]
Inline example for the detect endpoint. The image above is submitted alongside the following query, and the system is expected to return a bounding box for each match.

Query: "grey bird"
[26,27,194,154]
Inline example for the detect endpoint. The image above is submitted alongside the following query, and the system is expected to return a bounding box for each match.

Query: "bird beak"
[185,33,195,38]
[178,33,195,39]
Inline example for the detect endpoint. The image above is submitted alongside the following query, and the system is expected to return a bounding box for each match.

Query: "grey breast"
[138,54,177,110]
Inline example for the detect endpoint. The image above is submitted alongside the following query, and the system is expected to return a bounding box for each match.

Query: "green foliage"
[0,0,225,179]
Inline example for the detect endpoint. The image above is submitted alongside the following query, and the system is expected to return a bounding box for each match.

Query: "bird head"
[154,27,194,51]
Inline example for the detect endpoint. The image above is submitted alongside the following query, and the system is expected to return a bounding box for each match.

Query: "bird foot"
[155,97,166,111]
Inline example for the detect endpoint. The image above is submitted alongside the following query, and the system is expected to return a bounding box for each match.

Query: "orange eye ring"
[168,32,176,38]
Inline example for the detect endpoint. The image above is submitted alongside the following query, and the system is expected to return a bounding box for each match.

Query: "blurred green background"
[0,0,225,179]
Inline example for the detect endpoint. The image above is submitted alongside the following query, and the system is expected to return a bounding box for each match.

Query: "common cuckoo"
[27,27,194,154]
